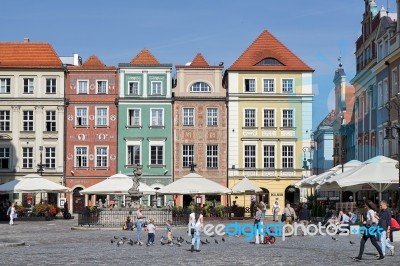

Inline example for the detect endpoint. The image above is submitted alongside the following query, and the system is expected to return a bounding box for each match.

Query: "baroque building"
[65,55,118,213]
[0,39,65,205]
[224,30,314,208]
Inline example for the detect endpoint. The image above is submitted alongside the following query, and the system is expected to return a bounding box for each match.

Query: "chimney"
[23,38,30,43]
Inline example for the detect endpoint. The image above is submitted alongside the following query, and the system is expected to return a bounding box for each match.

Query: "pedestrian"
[283,203,296,234]
[254,203,264,244]
[146,219,156,246]
[259,200,266,220]
[377,200,395,256]
[7,202,17,225]
[352,200,384,261]
[191,210,203,252]
[272,201,280,222]
[298,204,311,236]
[165,219,173,246]
[250,194,256,217]
[135,205,145,245]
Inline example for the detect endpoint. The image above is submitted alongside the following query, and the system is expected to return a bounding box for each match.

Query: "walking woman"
[7,202,17,225]
[135,205,145,245]
[191,210,204,252]
[352,200,384,261]
[272,201,280,222]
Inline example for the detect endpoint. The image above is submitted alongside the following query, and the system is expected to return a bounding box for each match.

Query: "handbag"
[12,213,18,219]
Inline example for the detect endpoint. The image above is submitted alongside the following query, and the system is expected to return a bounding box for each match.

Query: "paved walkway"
[0,219,398,265]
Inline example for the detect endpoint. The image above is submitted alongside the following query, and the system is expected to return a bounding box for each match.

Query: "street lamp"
[302,147,314,174]
[332,144,345,173]
[37,146,45,176]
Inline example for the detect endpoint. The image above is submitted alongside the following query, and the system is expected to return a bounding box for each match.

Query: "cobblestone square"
[0,219,398,265]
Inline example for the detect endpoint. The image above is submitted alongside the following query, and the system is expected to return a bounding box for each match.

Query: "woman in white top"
[352,200,383,261]
[272,201,280,222]
[136,205,145,244]
[191,210,203,252]
[7,203,17,225]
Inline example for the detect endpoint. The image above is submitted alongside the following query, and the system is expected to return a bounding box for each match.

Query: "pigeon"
[215,239,219,244]
[210,234,215,237]
[134,240,138,245]
[174,242,182,247]
[206,239,210,244]
[160,241,167,245]
[117,240,124,247]
[128,239,134,246]
[114,236,119,239]
[110,239,114,244]
[178,238,185,243]
[160,236,165,242]
[186,240,191,244]
[222,237,225,242]
[350,241,355,244]
[332,237,338,241]
[200,240,207,245]
[122,237,128,241]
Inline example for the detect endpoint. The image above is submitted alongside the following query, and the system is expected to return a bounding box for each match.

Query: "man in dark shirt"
[378,200,394,256]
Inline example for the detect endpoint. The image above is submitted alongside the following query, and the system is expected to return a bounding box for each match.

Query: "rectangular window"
[282,145,294,168]
[46,111,56,132]
[207,108,218,126]
[244,109,256,127]
[97,81,107,94]
[46,78,56,94]
[0,147,10,169]
[151,109,163,126]
[263,145,275,168]
[45,147,56,168]
[78,80,88,94]
[383,79,389,104]
[282,79,293,93]
[378,82,383,107]
[150,145,163,165]
[244,145,256,168]
[0,78,11,93]
[22,147,33,168]
[263,109,275,127]
[129,81,139,95]
[23,111,34,131]
[244,78,255,92]
[282,109,293,127]
[263,79,274,92]
[128,109,141,126]
[206,145,218,168]
[96,147,108,167]
[127,145,140,165]
[76,147,88,167]
[182,144,194,167]
[23,78,34,94]
[96,108,108,126]
[183,108,194,126]
[151,81,162,95]
[393,69,399,96]
[76,108,88,126]
[0,111,10,131]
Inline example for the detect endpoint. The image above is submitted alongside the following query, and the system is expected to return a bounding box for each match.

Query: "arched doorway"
[73,187,85,213]
[285,186,300,204]
[260,187,270,207]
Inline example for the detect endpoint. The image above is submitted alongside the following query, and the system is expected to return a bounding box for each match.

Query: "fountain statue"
[128,164,143,208]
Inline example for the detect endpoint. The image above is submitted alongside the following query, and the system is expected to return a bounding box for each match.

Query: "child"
[123,216,133,230]
[166,220,173,246]
[146,219,156,246]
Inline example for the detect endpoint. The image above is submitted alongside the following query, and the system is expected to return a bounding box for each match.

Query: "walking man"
[378,200,395,256]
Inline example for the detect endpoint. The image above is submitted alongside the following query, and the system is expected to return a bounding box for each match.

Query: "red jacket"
[391,218,400,230]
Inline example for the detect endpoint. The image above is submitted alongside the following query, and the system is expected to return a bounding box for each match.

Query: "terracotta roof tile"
[228,30,313,72]
[0,42,62,68]
[130,49,159,65]
[343,85,355,123]
[68,55,116,70]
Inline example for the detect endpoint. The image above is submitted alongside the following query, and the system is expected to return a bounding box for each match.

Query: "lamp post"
[332,144,345,173]
[302,147,314,175]
[37,146,45,176]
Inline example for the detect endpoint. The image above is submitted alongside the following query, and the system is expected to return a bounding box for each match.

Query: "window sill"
[94,125,109,129]
[148,164,165,168]
[126,125,142,129]
[74,167,89,170]
[0,92,11,95]
[206,125,218,127]
[183,124,194,127]
[74,125,89,128]
[149,125,165,129]
[206,167,219,169]
[94,167,109,170]
[242,127,258,129]
[261,127,277,130]
[280,127,296,130]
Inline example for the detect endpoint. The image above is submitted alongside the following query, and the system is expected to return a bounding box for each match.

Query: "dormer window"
[256,57,283,66]
[190,82,211,92]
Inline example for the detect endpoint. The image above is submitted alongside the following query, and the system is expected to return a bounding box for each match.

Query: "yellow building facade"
[224,31,314,214]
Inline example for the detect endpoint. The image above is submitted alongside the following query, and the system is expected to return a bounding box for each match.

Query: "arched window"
[190,82,211,92]
[256,58,283,66]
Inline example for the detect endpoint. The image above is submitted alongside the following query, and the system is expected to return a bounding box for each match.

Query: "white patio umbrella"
[317,156,399,201]
[80,173,156,195]
[230,177,262,194]
[293,174,318,188]
[157,172,231,195]
[0,173,71,193]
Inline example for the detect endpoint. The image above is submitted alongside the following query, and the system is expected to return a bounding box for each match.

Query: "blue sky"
[1,0,395,127]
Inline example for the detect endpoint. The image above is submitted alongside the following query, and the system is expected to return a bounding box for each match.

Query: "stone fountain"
[127,164,143,208]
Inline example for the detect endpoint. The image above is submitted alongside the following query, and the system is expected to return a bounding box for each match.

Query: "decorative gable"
[130,49,160,65]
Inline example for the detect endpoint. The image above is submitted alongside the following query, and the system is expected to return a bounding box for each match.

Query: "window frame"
[182,144,194,168]
[244,145,256,169]
[23,78,34,94]
[150,108,164,127]
[128,81,140,95]
[151,81,162,95]
[45,147,56,168]
[281,78,294,93]
[45,78,57,94]
[183,108,195,126]
[149,143,164,166]
[127,142,141,166]
[76,107,88,127]
[95,146,108,168]
[22,147,33,168]
[244,78,256,93]
[206,144,218,168]
[244,109,256,128]
[263,145,275,168]
[22,110,34,131]
[281,145,294,169]
[0,78,11,94]
[95,107,108,127]
[263,78,275,93]
[190,82,211,92]
[282,109,294,128]
[75,146,88,168]
[263,109,275,127]
[0,110,10,131]
[0,147,10,169]
[96,80,108,94]
[206,108,218,126]
[128,109,141,127]
[45,111,56,132]
[77,80,89,94]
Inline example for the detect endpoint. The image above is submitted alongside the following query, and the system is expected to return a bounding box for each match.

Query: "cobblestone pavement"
[0,219,398,266]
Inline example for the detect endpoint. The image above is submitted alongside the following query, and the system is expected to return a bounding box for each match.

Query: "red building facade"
[65,55,118,213]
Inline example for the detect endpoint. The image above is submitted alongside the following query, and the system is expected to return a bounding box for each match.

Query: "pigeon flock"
[110,235,226,248]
